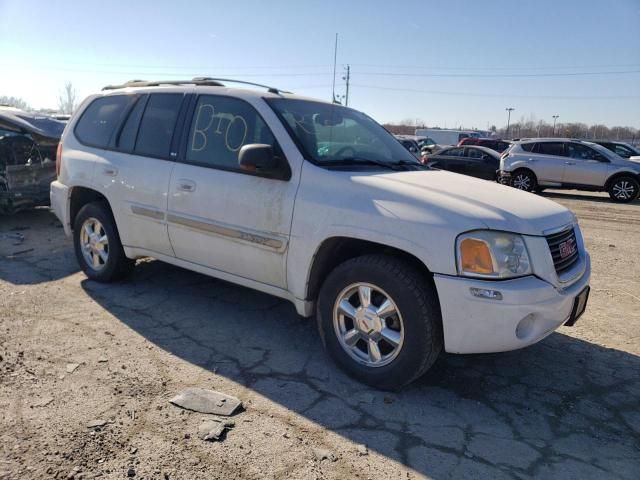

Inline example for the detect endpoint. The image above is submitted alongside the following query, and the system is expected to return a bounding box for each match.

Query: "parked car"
[394,135,421,158]
[424,146,501,181]
[499,138,640,202]
[458,137,511,153]
[591,140,640,161]
[414,128,480,146]
[0,107,65,214]
[51,78,591,389]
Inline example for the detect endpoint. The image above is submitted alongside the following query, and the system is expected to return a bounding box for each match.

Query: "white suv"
[500,138,640,202]
[51,79,591,389]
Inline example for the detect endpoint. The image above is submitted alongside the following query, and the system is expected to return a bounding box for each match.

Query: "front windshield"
[267,98,418,166]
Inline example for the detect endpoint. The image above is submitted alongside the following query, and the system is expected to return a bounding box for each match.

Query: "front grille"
[546,227,579,275]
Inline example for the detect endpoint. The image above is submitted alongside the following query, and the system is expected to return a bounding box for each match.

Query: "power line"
[349,62,640,71]
[351,70,640,78]
[351,84,640,100]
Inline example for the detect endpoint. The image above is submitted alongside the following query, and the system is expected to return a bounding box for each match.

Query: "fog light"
[469,288,503,300]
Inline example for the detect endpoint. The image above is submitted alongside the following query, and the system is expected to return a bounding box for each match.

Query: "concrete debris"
[86,419,109,428]
[313,448,337,462]
[169,388,242,416]
[66,363,80,373]
[31,396,54,408]
[197,420,235,442]
[357,444,369,456]
[97,357,108,363]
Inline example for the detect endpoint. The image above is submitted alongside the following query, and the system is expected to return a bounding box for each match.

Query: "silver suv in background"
[499,139,640,203]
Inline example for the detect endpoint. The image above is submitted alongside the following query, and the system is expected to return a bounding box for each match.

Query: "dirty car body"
[0,107,64,214]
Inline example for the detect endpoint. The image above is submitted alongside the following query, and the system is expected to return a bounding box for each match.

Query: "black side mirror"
[238,144,291,180]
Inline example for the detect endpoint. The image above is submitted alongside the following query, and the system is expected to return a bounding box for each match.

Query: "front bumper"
[497,171,511,185]
[50,180,71,237]
[433,255,591,354]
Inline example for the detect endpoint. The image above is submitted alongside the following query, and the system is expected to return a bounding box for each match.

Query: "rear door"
[528,142,566,184]
[78,92,185,256]
[562,142,611,186]
[433,147,467,174]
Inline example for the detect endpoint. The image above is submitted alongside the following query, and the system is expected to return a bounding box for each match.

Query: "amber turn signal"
[459,238,495,274]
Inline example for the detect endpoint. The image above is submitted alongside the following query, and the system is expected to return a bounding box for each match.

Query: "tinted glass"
[537,142,565,156]
[186,95,277,170]
[520,143,535,152]
[566,143,597,160]
[442,147,464,157]
[75,95,133,147]
[614,145,632,158]
[135,94,183,158]
[117,95,147,151]
[465,148,483,159]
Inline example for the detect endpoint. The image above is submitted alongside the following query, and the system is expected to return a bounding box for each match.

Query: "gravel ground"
[1,190,639,479]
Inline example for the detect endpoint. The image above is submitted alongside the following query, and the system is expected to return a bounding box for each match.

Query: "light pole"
[552,115,559,136]
[505,107,515,138]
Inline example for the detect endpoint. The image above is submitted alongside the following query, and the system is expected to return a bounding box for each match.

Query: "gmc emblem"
[559,238,577,259]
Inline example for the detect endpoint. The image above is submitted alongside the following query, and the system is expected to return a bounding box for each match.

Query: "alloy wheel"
[80,217,109,271]
[332,283,405,368]
[513,173,532,191]
[612,180,636,200]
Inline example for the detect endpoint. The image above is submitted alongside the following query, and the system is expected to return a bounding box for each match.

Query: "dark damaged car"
[0,107,65,214]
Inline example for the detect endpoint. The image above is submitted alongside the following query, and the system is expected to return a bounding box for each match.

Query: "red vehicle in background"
[458,137,511,153]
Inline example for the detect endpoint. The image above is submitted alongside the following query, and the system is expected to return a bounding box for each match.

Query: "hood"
[354,169,574,236]
[0,108,65,141]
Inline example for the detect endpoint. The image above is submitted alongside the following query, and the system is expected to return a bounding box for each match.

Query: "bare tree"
[58,82,77,114]
[0,95,30,110]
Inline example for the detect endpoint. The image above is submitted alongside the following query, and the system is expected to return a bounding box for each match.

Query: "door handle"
[103,167,118,176]
[177,179,196,192]
[527,158,537,162]
[565,161,576,165]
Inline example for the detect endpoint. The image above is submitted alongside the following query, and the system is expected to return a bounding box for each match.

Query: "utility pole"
[331,33,338,103]
[505,107,515,138]
[552,115,559,136]
[342,64,351,107]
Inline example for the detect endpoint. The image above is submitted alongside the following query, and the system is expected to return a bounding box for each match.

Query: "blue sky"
[1,0,639,128]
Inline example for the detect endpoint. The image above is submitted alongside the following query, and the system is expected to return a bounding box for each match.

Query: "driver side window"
[186,95,278,171]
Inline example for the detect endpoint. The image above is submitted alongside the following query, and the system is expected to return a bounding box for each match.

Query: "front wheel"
[608,176,639,203]
[316,255,443,390]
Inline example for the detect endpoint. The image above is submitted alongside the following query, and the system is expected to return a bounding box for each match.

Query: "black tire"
[316,254,443,390]
[510,169,537,192]
[73,201,134,282]
[607,176,639,203]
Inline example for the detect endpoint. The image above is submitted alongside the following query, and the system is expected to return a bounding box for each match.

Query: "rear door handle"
[103,167,118,176]
[565,161,576,165]
[177,179,196,192]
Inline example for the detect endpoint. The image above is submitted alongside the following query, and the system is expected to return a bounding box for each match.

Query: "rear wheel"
[73,201,134,282]
[316,254,443,390]
[608,176,639,203]
[510,169,537,192]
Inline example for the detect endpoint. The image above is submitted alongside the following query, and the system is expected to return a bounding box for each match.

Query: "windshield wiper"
[319,157,415,171]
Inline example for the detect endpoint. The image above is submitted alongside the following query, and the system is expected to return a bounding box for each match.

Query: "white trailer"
[415,128,481,146]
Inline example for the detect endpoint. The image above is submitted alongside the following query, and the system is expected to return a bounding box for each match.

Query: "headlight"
[456,230,532,279]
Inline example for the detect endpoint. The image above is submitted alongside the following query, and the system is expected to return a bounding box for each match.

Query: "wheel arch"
[69,186,113,231]
[604,170,640,190]
[304,236,434,303]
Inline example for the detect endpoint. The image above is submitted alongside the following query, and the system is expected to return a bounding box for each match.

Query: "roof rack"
[102,77,291,94]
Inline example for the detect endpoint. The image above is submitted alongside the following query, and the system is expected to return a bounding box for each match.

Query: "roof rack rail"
[102,77,291,94]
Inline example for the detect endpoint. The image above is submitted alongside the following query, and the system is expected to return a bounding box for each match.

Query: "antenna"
[332,33,338,103]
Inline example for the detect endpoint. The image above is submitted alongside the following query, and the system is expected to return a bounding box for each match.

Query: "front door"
[562,142,611,187]
[167,94,298,288]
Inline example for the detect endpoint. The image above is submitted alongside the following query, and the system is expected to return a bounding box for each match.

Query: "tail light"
[55,142,63,177]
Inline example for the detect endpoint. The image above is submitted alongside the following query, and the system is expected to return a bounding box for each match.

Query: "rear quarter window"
[74,95,133,148]
[520,143,535,152]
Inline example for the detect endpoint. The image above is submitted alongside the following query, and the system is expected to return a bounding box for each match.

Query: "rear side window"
[520,143,535,152]
[135,94,184,158]
[185,95,278,171]
[442,148,464,156]
[117,95,147,151]
[75,95,133,148]
[537,142,565,156]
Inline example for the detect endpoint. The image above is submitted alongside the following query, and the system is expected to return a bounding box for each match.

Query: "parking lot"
[1,191,639,479]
